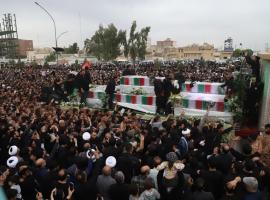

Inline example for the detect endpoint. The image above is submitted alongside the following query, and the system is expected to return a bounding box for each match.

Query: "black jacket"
[105,79,116,95]
[157,169,185,200]
[109,183,130,200]
[116,153,140,184]
[245,56,260,79]
[76,72,91,91]
[154,79,164,97]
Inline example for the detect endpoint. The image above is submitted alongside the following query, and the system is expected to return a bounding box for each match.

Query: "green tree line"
[84,21,150,62]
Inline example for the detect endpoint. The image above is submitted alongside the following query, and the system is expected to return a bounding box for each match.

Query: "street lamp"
[57,31,68,42]
[34,2,57,48]
[34,2,59,64]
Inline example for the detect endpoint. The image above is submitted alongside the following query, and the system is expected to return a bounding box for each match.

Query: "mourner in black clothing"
[105,77,116,109]
[76,69,91,106]
[154,79,165,114]
[175,70,185,92]
[0,62,268,200]
[245,52,261,81]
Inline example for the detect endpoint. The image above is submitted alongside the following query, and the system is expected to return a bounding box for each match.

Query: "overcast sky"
[1,0,269,50]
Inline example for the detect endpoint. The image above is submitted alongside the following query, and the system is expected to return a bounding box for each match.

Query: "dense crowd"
[0,56,269,200]
[87,60,241,85]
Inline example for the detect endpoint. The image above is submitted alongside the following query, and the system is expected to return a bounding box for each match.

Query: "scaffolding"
[224,37,234,52]
[0,13,19,58]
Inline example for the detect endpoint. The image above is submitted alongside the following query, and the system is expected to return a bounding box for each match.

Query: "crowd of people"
[0,54,269,200]
[87,59,240,85]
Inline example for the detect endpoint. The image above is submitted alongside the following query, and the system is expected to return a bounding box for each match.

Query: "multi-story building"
[224,37,234,52]
[147,38,232,60]
[156,38,176,48]
[151,42,215,60]
[181,43,214,60]
[18,39,33,58]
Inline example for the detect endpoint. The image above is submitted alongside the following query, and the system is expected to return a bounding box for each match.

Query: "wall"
[18,39,33,57]
[259,53,270,129]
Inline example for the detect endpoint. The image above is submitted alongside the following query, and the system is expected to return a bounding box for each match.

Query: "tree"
[154,59,162,69]
[127,21,138,62]
[74,59,80,68]
[64,42,79,54]
[16,59,25,67]
[8,60,15,66]
[84,24,126,61]
[124,21,150,63]
[45,52,56,62]
[232,48,253,58]
[44,61,49,67]
[232,49,242,57]
[244,49,253,57]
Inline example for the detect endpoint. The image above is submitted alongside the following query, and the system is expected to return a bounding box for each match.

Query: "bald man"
[96,166,116,200]
[35,158,46,168]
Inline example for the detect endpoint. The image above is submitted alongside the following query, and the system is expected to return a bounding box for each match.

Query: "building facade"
[156,38,176,48]
[147,39,232,60]
[18,39,33,58]
[224,37,234,52]
[149,42,216,60]
[27,48,53,64]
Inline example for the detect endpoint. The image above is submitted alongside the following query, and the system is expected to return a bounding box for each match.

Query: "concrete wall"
[259,53,270,129]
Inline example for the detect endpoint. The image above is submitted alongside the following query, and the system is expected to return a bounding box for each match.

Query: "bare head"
[102,165,112,176]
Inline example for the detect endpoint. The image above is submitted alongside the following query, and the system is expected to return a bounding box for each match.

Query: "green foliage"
[8,60,15,66]
[84,21,150,62]
[243,49,253,57]
[84,24,126,61]
[30,61,38,67]
[74,59,80,68]
[44,61,49,67]
[154,59,162,69]
[125,21,151,62]
[232,49,242,57]
[64,42,79,54]
[45,52,56,62]
[232,48,253,58]
[227,74,249,122]
[16,59,25,67]
[176,60,184,68]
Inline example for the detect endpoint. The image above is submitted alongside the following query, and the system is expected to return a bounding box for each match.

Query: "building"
[0,14,18,58]
[152,43,215,60]
[18,39,33,57]
[156,38,176,48]
[147,38,233,60]
[181,43,215,60]
[27,48,98,65]
[213,51,233,59]
[27,48,53,64]
[0,14,33,59]
[224,37,234,52]
[146,37,151,49]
